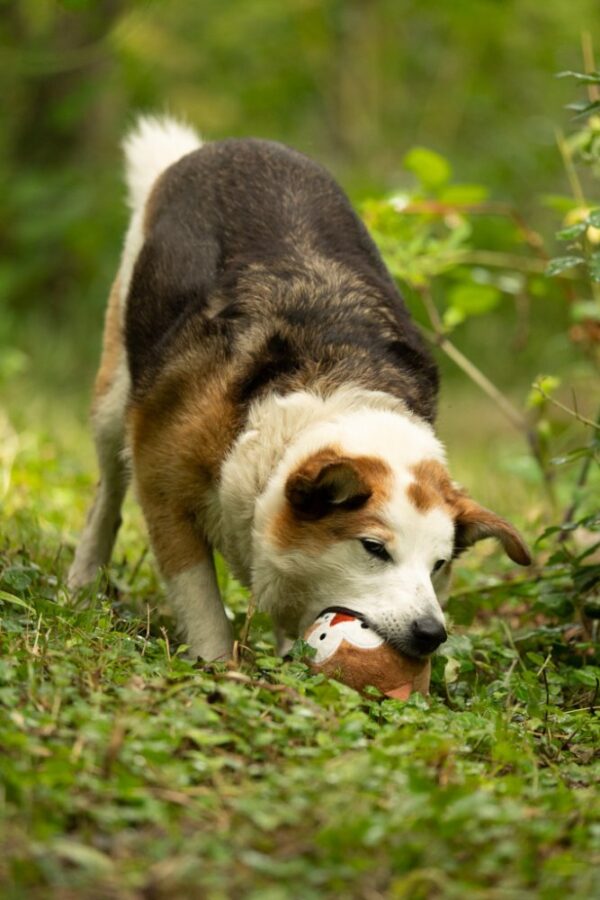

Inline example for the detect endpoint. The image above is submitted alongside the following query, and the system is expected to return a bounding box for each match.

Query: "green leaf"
[403,147,451,190]
[1,565,36,592]
[589,252,600,283]
[545,256,584,276]
[555,222,586,241]
[570,300,600,322]
[536,374,561,395]
[557,70,600,84]
[551,447,594,466]
[587,209,600,228]
[540,194,579,214]
[0,590,34,611]
[569,667,600,687]
[527,375,561,409]
[529,276,550,298]
[52,839,114,874]
[446,282,501,319]
[566,99,600,118]
[439,183,489,205]
[442,306,466,329]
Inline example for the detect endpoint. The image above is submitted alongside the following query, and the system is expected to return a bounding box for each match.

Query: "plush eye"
[360,538,392,562]
[432,559,447,574]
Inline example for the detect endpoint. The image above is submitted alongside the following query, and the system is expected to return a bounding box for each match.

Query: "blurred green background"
[1,0,598,528]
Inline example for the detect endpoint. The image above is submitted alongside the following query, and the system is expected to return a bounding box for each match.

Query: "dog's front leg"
[137,487,233,662]
[166,555,233,662]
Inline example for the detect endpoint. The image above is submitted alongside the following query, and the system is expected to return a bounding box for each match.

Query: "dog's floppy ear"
[454,497,531,566]
[285,452,371,520]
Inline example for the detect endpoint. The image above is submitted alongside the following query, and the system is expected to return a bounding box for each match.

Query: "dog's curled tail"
[122,114,202,211]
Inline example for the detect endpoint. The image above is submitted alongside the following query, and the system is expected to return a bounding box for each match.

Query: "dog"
[69,115,531,662]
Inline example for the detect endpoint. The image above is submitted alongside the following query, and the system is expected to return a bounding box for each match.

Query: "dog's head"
[253,409,530,657]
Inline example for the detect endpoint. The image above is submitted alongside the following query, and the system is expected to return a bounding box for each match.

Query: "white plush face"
[304,610,384,664]
[252,407,530,657]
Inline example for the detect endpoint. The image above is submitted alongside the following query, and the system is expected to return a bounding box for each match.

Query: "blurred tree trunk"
[2,0,124,167]
[0,1,126,317]
[328,0,382,161]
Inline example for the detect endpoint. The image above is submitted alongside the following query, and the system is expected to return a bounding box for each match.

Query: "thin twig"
[400,200,577,305]
[555,398,600,589]
[401,200,545,256]
[558,723,583,753]
[581,31,600,103]
[449,576,538,601]
[555,127,586,207]
[128,546,148,586]
[141,603,151,657]
[589,677,599,717]
[418,288,555,502]
[159,626,171,663]
[421,324,527,432]
[460,250,554,276]
[503,657,519,710]
[536,652,553,679]
[500,620,526,672]
[419,289,528,430]
[532,384,600,430]
[541,667,551,741]
[237,594,257,664]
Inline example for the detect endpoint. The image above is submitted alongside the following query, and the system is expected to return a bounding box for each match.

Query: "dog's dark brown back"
[126,138,438,421]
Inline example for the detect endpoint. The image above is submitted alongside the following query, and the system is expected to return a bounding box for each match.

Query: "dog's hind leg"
[68,277,130,591]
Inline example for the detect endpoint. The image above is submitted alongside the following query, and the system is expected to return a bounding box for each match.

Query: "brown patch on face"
[407,459,455,513]
[272,447,393,554]
[93,276,123,406]
[408,459,531,566]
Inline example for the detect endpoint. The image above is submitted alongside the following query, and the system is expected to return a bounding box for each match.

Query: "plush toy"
[304,608,431,699]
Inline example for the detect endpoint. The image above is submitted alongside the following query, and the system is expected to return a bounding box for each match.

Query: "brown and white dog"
[69,116,531,661]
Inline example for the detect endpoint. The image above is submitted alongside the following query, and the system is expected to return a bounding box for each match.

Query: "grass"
[1,372,599,899]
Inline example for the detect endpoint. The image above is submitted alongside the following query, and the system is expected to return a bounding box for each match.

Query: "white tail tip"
[122,114,202,211]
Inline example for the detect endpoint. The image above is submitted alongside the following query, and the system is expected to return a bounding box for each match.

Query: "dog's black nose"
[409,616,447,655]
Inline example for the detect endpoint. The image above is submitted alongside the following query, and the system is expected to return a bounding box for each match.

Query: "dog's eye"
[432,559,447,574]
[360,538,392,562]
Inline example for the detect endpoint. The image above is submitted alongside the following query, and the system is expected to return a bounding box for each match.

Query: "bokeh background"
[1,0,598,536]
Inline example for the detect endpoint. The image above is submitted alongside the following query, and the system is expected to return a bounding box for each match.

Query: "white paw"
[67,559,100,592]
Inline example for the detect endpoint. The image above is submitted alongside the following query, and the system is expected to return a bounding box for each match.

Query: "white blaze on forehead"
[305,611,383,663]
[280,406,445,481]
[384,494,455,565]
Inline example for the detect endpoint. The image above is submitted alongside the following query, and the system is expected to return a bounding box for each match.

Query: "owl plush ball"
[304,608,431,699]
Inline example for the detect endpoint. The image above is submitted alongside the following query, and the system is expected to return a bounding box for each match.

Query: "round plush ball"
[304,608,431,700]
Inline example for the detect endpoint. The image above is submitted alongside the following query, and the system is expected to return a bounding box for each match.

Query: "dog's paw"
[67,561,98,593]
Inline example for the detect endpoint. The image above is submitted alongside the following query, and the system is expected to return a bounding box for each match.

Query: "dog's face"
[254,416,530,657]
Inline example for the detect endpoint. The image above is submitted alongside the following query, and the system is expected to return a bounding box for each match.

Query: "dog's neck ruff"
[217,385,440,590]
